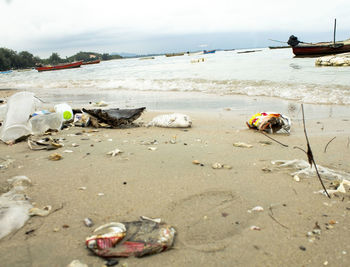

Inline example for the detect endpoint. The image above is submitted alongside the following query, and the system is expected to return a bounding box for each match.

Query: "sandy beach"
[1,90,350,267]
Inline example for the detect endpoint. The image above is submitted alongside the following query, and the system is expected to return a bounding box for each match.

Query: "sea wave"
[1,76,350,105]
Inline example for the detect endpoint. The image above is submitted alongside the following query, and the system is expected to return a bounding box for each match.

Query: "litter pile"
[0,92,147,144]
[0,92,195,144]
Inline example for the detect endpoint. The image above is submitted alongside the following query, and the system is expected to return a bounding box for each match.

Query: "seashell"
[29,205,52,216]
[49,153,62,161]
[251,206,264,212]
[148,147,157,151]
[192,160,200,165]
[212,162,223,169]
[223,164,232,169]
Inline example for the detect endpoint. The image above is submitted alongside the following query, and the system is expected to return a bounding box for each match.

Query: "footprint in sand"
[164,190,252,252]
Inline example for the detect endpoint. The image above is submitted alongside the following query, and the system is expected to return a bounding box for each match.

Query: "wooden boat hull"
[35,61,83,72]
[82,59,100,65]
[292,44,350,56]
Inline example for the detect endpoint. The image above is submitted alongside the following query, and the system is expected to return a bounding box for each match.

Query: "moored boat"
[288,19,350,57]
[165,52,184,57]
[35,61,83,72]
[203,50,216,54]
[82,59,100,65]
[288,35,350,56]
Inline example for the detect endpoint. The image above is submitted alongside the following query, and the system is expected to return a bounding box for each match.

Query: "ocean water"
[1,48,350,115]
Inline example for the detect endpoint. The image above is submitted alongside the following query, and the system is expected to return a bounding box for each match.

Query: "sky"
[1,0,350,58]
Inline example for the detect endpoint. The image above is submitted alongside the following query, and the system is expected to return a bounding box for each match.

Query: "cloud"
[1,0,350,56]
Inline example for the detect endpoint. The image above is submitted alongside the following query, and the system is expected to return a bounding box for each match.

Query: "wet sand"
[1,91,350,266]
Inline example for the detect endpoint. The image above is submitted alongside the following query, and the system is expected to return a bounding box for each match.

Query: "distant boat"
[237,50,262,54]
[165,52,184,57]
[35,61,83,72]
[0,70,12,74]
[82,59,100,65]
[139,56,155,60]
[203,50,216,54]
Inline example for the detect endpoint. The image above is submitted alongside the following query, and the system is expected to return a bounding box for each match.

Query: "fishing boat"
[82,59,100,65]
[165,52,184,57]
[288,36,350,56]
[35,61,83,72]
[288,19,350,57]
[203,50,216,54]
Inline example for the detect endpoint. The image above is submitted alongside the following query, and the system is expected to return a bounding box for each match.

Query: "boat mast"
[333,18,337,45]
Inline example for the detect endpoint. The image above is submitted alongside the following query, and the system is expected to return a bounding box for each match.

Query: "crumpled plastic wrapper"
[86,219,176,258]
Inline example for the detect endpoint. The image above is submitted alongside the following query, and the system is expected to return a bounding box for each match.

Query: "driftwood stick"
[324,137,336,153]
[260,131,289,147]
[301,104,330,198]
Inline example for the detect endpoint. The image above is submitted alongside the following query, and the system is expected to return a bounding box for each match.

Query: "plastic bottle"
[54,103,73,122]
[29,113,62,134]
[0,91,41,142]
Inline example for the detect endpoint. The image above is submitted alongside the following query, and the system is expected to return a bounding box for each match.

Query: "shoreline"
[1,89,350,120]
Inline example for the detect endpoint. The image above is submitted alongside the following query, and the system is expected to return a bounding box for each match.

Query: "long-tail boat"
[35,61,83,72]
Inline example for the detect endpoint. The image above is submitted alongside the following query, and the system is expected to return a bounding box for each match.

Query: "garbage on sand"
[28,136,64,151]
[0,176,33,239]
[82,107,145,128]
[246,112,291,134]
[272,159,350,196]
[86,217,176,258]
[147,113,192,128]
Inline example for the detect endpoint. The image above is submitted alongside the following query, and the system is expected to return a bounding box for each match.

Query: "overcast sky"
[1,0,350,57]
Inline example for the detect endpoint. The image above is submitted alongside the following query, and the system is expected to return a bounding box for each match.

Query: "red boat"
[35,61,83,72]
[288,36,350,56]
[82,59,100,65]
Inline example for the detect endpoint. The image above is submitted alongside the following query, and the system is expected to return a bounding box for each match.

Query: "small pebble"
[299,245,306,251]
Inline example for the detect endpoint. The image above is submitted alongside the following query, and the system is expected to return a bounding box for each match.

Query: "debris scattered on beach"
[147,113,192,128]
[248,206,264,213]
[148,146,157,151]
[67,259,88,267]
[211,162,232,169]
[233,142,253,148]
[107,148,123,157]
[272,159,350,197]
[86,218,176,258]
[83,218,94,227]
[28,136,63,151]
[82,107,145,128]
[29,205,52,217]
[49,153,63,161]
[246,112,291,134]
[0,176,33,239]
[0,158,15,169]
[250,225,261,231]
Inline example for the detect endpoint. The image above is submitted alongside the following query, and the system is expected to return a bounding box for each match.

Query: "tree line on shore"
[0,48,122,71]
